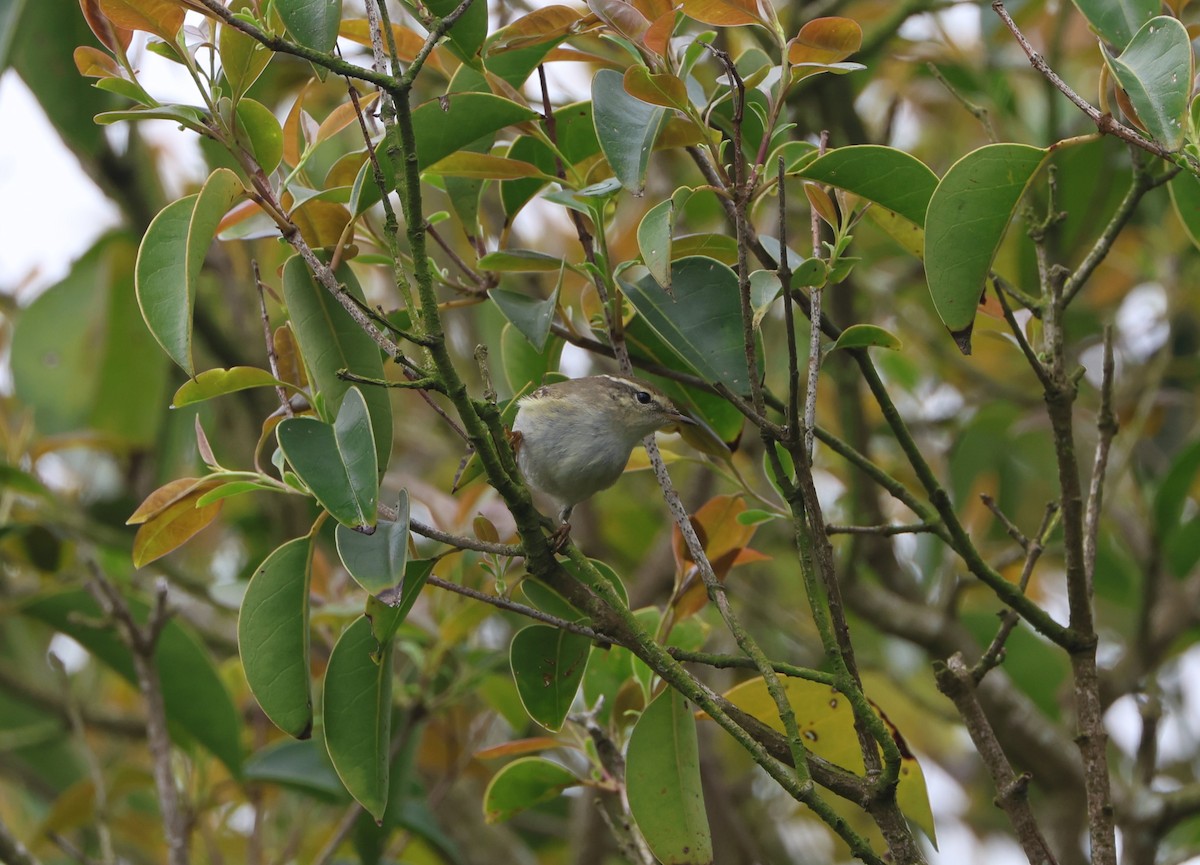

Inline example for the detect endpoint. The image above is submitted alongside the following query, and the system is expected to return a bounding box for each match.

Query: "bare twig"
[979,494,1029,549]
[1083,327,1117,597]
[254,260,293,416]
[426,576,608,643]
[87,572,189,865]
[825,523,937,537]
[407,516,521,557]
[974,502,1059,680]
[935,653,1059,865]
[804,131,830,459]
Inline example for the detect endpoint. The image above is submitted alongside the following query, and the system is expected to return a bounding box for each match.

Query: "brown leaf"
[132,492,222,567]
[79,0,133,52]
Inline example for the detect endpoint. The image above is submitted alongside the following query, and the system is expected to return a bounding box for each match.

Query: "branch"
[934,653,1059,865]
[87,572,189,865]
[1083,327,1117,596]
[991,1,1191,168]
[425,575,609,644]
[191,0,396,90]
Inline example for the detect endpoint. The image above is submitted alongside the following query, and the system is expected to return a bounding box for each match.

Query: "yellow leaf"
[711,676,936,843]
[132,488,222,566]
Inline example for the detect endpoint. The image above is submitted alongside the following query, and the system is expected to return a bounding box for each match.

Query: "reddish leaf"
[128,477,219,525]
[490,5,590,52]
[669,495,770,621]
[589,0,650,40]
[787,17,862,65]
[79,0,133,52]
[681,0,764,27]
[96,0,184,43]
[633,0,674,19]
[474,737,565,760]
[643,10,676,57]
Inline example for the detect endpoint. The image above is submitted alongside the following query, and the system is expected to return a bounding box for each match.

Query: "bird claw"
[549,522,572,552]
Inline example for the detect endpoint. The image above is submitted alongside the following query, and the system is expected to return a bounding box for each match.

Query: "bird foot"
[549,521,572,552]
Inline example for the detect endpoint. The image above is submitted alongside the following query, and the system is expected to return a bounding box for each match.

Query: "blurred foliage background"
[3,0,1200,863]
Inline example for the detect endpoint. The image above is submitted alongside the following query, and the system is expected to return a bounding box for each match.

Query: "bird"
[510,375,694,540]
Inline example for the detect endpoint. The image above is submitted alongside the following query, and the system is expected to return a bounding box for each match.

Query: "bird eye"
[635,391,652,404]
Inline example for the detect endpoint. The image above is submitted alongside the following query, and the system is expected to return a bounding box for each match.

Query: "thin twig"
[804,131,830,459]
[825,523,937,537]
[1083,327,1117,597]
[254,260,293,416]
[980,494,1029,549]
[426,575,608,643]
[669,649,837,686]
[779,157,801,443]
[974,502,1059,680]
[408,517,522,557]
[87,571,189,865]
[991,1,1193,169]
[935,653,1059,865]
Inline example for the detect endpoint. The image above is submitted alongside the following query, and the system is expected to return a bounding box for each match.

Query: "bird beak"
[667,409,696,428]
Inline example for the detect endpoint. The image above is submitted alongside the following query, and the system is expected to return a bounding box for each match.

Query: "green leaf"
[235,98,284,175]
[276,0,342,53]
[366,558,434,645]
[1103,16,1192,150]
[592,68,666,194]
[501,102,600,219]
[281,256,392,472]
[1069,0,1159,48]
[22,589,243,777]
[626,689,712,864]
[491,285,559,351]
[501,324,562,395]
[136,168,245,375]
[244,737,349,803]
[95,104,210,131]
[510,625,590,731]
[620,256,751,392]
[238,536,314,738]
[412,93,538,169]
[219,6,272,96]
[171,366,297,407]
[923,143,1047,353]
[336,490,410,597]
[195,480,278,506]
[11,234,167,445]
[637,198,674,288]
[830,324,903,352]
[795,145,939,227]
[277,387,379,529]
[623,66,690,112]
[478,249,566,272]
[1153,438,1200,543]
[1169,171,1200,250]
[323,616,392,820]
[425,0,488,63]
[483,757,580,823]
